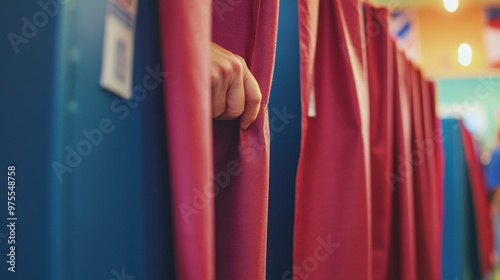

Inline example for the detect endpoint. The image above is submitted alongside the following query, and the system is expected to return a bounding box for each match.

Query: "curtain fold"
[159,1,214,279]
[461,121,495,277]
[294,0,372,278]
[429,81,445,234]
[386,46,418,280]
[159,1,278,279]
[409,66,442,280]
[364,6,394,280]
[212,0,279,279]
[157,2,451,279]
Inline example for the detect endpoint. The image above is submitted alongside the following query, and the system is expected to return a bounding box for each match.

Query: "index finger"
[240,68,262,130]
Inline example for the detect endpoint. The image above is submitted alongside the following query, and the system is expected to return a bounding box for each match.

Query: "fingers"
[216,81,245,121]
[210,43,262,130]
[240,66,262,130]
[215,59,245,121]
[211,63,228,118]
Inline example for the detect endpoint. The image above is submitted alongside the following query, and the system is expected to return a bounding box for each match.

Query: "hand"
[210,42,262,130]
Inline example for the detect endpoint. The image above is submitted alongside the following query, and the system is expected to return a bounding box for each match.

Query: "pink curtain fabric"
[159,0,278,279]
[212,0,279,279]
[158,1,448,279]
[364,6,394,280]
[294,0,372,279]
[159,1,214,279]
[386,46,418,280]
[461,121,495,277]
[428,81,445,235]
[409,66,442,280]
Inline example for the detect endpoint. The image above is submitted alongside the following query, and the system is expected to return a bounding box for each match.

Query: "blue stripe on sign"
[392,10,402,18]
[487,7,500,20]
[397,22,410,39]
[110,2,134,28]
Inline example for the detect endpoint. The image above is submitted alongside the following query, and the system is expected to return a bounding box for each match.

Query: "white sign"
[100,0,138,99]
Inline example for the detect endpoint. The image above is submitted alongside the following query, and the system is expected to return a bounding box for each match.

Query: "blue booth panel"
[266,1,302,279]
[1,1,58,279]
[1,0,175,279]
[441,118,481,280]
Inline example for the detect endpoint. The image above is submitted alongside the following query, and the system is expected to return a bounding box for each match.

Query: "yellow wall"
[416,5,488,78]
[371,0,500,9]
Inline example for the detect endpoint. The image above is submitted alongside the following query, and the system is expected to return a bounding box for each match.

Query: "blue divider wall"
[266,1,302,279]
[136,0,176,279]
[1,0,174,279]
[1,0,57,278]
[441,118,481,280]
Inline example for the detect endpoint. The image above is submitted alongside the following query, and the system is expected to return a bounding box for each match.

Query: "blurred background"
[372,0,500,151]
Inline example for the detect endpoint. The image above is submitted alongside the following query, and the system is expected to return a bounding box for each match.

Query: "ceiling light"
[444,0,459,12]
[458,43,472,66]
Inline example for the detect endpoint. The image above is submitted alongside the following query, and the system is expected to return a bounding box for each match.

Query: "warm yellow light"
[458,43,472,66]
[444,0,459,12]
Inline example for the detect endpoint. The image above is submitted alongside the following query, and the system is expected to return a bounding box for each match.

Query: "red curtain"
[294,0,372,279]
[386,46,418,280]
[212,1,279,279]
[421,80,442,234]
[409,66,442,280]
[158,1,448,279]
[159,0,278,279]
[159,1,213,279]
[428,81,445,230]
[364,6,394,280]
[461,121,495,277]
[364,6,442,280]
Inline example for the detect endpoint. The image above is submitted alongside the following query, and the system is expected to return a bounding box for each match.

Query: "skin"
[493,185,500,210]
[210,42,262,130]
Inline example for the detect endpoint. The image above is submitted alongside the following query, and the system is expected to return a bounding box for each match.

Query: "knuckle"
[235,55,247,67]
[211,72,221,85]
[231,56,244,75]
[220,62,233,77]
[232,62,242,76]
